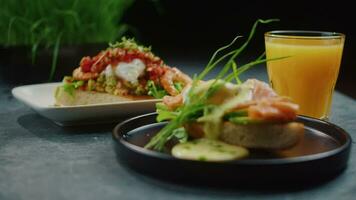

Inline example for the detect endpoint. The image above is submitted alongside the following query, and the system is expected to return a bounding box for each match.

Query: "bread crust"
[185,122,304,150]
[55,87,151,106]
[220,122,304,149]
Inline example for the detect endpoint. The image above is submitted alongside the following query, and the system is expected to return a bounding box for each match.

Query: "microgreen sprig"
[109,37,152,52]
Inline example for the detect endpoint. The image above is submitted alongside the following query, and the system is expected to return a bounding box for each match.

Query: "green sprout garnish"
[145,19,281,151]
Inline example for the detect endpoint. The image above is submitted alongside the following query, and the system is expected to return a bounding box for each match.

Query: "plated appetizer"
[145,19,304,161]
[55,38,191,106]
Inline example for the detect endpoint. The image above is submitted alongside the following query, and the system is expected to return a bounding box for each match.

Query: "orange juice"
[265,31,345,119]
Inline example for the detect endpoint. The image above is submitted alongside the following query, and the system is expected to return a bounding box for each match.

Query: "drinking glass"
[265,31,345,119]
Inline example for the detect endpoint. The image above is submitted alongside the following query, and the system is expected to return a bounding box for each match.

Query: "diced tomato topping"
[147,64,167,83]
[78,47,167,78]
[122,51,135,63]
[80,56,93,72]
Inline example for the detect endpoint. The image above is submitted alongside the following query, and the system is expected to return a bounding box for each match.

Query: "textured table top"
[1,66,355,200]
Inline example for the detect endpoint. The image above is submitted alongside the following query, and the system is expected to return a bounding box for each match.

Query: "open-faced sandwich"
[145,19,304,162]
[55,38,191,106]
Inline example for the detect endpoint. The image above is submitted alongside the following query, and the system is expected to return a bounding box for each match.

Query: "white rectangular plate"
[12,83,160,126]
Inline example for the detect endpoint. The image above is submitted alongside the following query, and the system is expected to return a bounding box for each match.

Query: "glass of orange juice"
[264,31,345,120]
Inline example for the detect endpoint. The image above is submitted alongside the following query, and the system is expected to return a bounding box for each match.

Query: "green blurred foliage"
[0,0,134,46]
[0,0,135,80]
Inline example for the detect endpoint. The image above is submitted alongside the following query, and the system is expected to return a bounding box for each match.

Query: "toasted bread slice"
[54,87,147,106]
[220,122,304,149]
[185,121,304,150]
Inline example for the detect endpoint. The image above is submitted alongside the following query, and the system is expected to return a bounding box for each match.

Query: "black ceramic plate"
[113,113,351,185]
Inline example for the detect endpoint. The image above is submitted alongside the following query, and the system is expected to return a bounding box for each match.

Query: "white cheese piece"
[103,64,114,77]
[114,59,146,84]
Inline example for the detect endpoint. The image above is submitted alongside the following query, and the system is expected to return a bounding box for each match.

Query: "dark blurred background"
[124,0,355,98]
[1,0,354,98]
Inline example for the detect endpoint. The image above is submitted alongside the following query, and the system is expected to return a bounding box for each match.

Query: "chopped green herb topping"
[109,37,152,52]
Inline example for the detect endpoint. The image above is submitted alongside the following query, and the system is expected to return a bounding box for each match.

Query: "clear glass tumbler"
[265,31,345,119]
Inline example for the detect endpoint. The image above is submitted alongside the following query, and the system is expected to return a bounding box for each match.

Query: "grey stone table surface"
[0,66,356,200]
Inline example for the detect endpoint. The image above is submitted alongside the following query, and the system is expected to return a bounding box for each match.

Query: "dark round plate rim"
[113,112,352,165]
